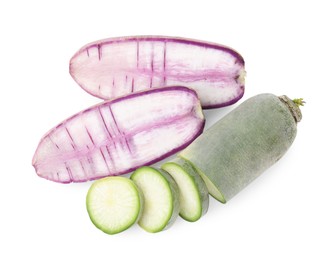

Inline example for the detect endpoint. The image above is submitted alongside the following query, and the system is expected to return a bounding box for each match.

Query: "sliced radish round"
[86,177,142,235]
[162,158,209,222]
[130,166,179,233]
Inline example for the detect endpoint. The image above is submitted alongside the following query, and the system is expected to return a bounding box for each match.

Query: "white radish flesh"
[32,87,205,183]
[130,167,180,233]
[70,36,245,109]
[86,177,142,235]
[161,158,209,222]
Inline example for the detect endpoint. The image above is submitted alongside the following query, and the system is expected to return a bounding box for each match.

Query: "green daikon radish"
[179,94,303,203]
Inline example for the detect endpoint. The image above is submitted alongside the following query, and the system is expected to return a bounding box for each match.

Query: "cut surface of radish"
[32,86,205,183]
[161,158,209,222]
[194,166,226,203]
[86,177,142,235]
[131,167,179,233]
[70,36,245,109]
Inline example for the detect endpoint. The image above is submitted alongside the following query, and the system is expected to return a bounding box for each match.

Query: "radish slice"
[130,167,180,233]
[70,36,245,109]
[32,87,205,183]
[86,177,143,235]
[161,158,209,222]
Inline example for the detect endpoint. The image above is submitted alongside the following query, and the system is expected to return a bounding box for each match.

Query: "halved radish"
[161,158,209,222]
[86,176,142,235]
[32,86,204,183]
[130,167,179,233]
[70,36,245,109]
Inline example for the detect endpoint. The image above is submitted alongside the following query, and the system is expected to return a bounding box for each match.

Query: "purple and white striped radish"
[32,87,205,183]
[69,36,245,109]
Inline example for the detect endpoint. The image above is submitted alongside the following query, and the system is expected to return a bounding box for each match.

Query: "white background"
[1,0,330,259]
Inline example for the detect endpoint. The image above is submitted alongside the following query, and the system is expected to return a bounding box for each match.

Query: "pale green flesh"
[131,167,175,233]
[86,177,141,235]
[194,166,226,203]
[161,161,206,221]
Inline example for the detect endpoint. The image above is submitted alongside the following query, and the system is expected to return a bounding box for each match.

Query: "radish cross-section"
[70,36,245,109]
[32,87,205,183]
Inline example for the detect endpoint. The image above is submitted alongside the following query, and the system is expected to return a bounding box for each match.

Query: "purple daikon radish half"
[69,36,245,109]
[32,86,205,183]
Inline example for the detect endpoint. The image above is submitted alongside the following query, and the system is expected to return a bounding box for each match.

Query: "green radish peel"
[179,94,302,203]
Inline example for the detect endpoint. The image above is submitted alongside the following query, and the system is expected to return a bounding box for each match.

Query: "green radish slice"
[86,176,142,235]
[131,166,179,233]
[161,158,209,222]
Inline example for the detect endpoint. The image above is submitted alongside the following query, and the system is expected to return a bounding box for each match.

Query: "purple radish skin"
[32,86,205,183]
[70,36,245,109]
